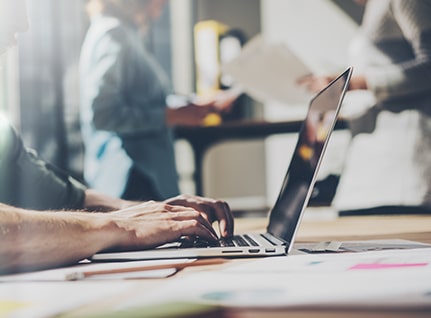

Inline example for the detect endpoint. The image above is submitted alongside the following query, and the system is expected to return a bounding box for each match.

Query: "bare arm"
[0,204,114,273]
[0,201,220,274]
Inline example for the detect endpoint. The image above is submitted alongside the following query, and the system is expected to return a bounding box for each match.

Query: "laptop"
[92,67,353,261]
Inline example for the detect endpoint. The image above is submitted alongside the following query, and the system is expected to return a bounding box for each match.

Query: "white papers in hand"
[222,35,314,105]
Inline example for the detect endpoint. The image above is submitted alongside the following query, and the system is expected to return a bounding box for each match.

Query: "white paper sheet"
[118,248,431,310]
[222,35,314,105]
[0,259,195,282]
[0,282,136,318]
[0,259,198,317]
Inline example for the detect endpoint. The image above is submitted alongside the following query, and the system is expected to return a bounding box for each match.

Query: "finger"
[179,220,219,242]
[224,201,235,236]
[187,198,234,238]
[296,73,314,84]
[210,201,234,237]
[202,198,234,237]
[166,204,196,213]
[168,209,219,238]
[164,195,234,236]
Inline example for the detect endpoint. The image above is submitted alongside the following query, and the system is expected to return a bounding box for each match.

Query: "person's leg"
[122,167,163,201]
[309,174,341,206]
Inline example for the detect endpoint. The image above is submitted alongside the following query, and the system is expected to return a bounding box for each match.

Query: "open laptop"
[92,67,353,261]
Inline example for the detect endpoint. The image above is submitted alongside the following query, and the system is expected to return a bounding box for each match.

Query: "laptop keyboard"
[178,235,260,248]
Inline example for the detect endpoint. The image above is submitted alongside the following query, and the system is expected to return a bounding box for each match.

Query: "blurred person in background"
[80,0,238,202]
[0,0,233,274]
[298,0,431,214]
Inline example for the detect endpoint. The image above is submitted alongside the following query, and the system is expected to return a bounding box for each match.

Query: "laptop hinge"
[262,232,287,246]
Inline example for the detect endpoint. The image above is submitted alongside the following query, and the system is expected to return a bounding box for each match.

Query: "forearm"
[365,62,431,103]
[365,1,431,103]
[0,204,116,274]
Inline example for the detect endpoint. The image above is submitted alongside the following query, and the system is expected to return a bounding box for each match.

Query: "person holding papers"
[298,0,431,214]
[80,0,237,201]
[0,0,233,274]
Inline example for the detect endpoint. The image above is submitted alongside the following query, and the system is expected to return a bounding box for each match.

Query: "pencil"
[65,258,227,281]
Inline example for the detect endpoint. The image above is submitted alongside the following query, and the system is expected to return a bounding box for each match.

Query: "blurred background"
[0,0,364,212]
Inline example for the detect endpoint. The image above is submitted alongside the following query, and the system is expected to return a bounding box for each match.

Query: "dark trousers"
[122,167,163,201]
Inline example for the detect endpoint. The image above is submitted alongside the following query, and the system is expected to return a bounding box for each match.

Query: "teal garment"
[0,115,86,210]
[80,15,180,200]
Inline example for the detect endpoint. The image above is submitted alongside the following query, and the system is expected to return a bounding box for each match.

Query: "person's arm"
[0,118,86,211]
[165,87,242,127]
[0,116,144,213]
[364,0,431,102]
[165,104,213,127]
[297,74,367,93]
[0,201,220,274]
[0,204,112,273]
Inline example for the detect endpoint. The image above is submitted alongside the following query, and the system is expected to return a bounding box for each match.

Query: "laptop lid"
[267,67,352,252]
[91,67,352,262]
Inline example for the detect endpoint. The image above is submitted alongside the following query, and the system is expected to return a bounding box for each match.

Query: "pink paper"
[349,263,428,270]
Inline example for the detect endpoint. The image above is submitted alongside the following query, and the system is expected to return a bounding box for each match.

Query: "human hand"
[194,87,243,112]
[297,74,336,93]
[164,194,234,238]
[166,104,215,127]
[205,88,243,112]
[106,201,220,251]
[297,74,368,92]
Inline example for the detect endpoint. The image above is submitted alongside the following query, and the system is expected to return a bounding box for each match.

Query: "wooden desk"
[174,119,348,195]
[65,214,431,318]
[237,213,431,245]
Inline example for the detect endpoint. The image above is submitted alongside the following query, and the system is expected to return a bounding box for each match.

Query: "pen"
[65,258,227,281]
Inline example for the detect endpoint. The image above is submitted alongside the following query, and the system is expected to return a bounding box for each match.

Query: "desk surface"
[63,213,431,318]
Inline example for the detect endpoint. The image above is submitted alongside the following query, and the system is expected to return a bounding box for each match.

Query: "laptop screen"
[267,67,352,248]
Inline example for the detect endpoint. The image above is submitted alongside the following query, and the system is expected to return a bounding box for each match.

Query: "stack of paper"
[222,35,314,105]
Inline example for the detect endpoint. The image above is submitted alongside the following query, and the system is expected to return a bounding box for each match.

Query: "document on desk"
[117,248,431,311]
[0,259,198,318]
[222,35,314,105]
[0,259,194,282]
[0,282,136,318]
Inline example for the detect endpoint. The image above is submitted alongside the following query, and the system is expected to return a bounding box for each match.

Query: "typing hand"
[179,235,221,248]
[164,194,234,238]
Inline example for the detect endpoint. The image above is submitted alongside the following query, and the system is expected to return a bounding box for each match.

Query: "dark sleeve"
[0,119,86,210]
